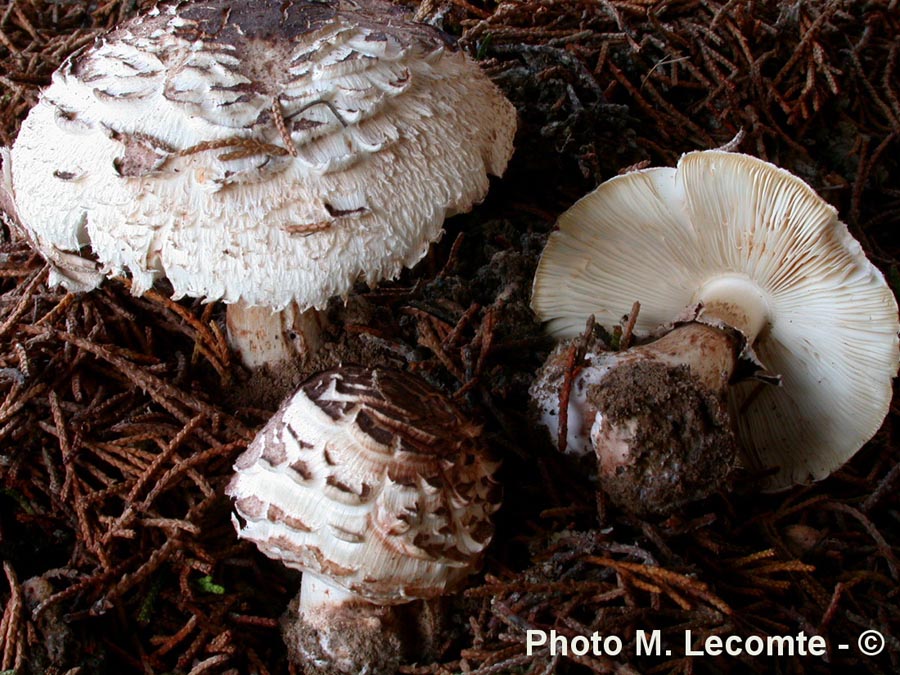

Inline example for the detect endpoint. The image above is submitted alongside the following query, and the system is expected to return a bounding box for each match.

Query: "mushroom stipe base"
[591,358,737,516]
[283,593,446,675]
[531,321,743,516]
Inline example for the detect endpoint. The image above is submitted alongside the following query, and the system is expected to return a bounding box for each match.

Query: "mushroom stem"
[540,276,770,511]
[534,322,743,455]
[225,300,323,368]
[629,321,742,392]
[287,573,405,675]
[693,274,769,342]
[297,573,360,629]
[588,323,743,506]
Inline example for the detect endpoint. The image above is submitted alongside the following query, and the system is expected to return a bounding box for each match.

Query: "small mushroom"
[226,366,501,674]
[3,0,516,368]
[531,151,899,514]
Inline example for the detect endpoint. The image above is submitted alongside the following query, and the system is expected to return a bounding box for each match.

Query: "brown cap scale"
[531,151,899,514]
[227,366,501,674]
[3,0,517,368]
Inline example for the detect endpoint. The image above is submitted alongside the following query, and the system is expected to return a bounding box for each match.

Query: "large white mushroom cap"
[532,150,899,490]
[5,0,516,309]
[227,366,501,603]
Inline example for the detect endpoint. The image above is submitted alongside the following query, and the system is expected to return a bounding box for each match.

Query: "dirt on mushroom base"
[283,596,405,675]
[1,1,899,675]
[282,595,448,675]
[590,358,738,517]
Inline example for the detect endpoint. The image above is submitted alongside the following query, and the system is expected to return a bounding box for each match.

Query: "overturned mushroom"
[2,0,516,368]
[531,151,899,514]
[227,366,501,674]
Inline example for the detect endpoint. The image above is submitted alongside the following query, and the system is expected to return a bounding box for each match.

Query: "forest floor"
[0,1,898,674]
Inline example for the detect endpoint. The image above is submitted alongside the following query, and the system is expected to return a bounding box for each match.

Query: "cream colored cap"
[7,0,516,310]
[532,150,899,489]
[227,366,501,603]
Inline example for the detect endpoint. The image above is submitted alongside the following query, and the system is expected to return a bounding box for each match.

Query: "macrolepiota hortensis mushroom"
[226,365,501,675]
[0,0,516,368]
[530,150,900,515]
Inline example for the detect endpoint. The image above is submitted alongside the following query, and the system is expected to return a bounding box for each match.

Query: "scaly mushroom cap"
[6,0,516,308]
[227,366,501,603]
[532,150,899,490]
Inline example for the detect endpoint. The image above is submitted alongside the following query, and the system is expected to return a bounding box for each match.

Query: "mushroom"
[226,365,501,674]
[530,150,899,514]
[2,0,516,368]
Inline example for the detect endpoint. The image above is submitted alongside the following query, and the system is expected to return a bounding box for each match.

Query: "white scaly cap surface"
[532,150,899,490]
[227,366,501,604]
[7,0,516,309]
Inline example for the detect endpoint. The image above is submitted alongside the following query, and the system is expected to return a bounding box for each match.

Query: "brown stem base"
[282,581,447,675]
[589,356,737,516]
